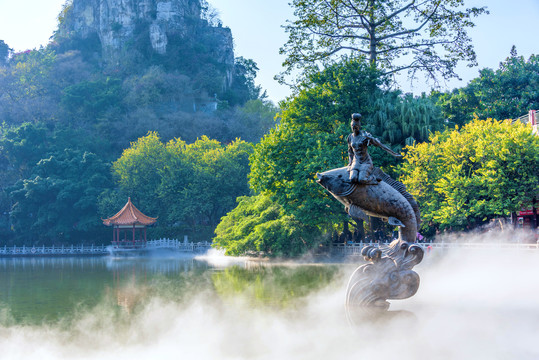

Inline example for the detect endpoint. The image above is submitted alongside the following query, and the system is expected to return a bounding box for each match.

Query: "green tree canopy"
[9,149,112,244]
[111,131,169,217]
[215,57,447,256]
[213,193,320,257]
[369,91,445,147]
[0,122,115,244]
[250,58,443,228]
[250,59,384,231]
[400,118,539,232]
[161,135,253,232]
[433,49,539,126]
[0,123,49,178]
[109,132,253,240]
[279,0,487,84]
[0,40,11,66]
[61,77,123,127]
[0,49,60,124]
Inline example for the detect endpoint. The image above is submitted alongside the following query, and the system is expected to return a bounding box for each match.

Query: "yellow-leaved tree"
[400,118,539,233]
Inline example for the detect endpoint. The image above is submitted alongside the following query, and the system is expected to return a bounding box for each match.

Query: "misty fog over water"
[1,234,538,360]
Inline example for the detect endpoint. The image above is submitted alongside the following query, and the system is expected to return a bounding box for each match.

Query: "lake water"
[1,246,539,359]
[0,254,345,324]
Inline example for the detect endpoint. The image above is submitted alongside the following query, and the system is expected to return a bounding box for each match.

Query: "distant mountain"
[54,0,235,92]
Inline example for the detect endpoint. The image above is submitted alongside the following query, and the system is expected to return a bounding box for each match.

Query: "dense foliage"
[214,58,447,255]
[400,119,539,233]
[213,194,319,257]
[0,47,276,149]
[0,124,112,244]
[370,92,445,147]
[10,150,112,244]
[433,48,539,126]
[105,132,253,240]
[0,40,10,66]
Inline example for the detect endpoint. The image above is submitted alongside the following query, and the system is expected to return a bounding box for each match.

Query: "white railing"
[330,240,539,255]
[425,242,538,250]
[331,242,382,256]
[0,239,213,256]
[513,110,538,135]
[0,244,108,256]
[512,110,537,125]
[145,238,213,252]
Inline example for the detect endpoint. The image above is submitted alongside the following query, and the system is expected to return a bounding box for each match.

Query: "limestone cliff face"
[58,0,234,83]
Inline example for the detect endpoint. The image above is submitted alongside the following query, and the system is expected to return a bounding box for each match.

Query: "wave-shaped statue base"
[345,242,423,322]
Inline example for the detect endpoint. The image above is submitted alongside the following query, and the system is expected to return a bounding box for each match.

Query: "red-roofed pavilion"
[103,198,157,248]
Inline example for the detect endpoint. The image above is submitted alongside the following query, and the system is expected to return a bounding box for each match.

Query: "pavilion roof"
[102,198,157,226]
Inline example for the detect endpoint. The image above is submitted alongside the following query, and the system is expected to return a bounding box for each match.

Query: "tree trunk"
[352,218,365,242]
[342,220,352,243]
[368,0,377,68]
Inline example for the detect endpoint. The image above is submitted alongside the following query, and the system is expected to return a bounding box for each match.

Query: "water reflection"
[0,256,106,270]
[0,256,341,324]
[105,256,211,274]
[212,264,339,308]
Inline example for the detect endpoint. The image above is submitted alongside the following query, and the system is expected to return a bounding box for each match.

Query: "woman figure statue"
[347,113,402,184]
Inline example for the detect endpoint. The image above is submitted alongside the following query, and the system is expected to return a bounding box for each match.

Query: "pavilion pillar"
[132,224,136,246]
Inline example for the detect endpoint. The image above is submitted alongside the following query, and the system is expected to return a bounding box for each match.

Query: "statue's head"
[351,113,362,132]
[316,167,356,198]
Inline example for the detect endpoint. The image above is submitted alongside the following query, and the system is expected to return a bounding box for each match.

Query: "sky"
[0,0,538,104]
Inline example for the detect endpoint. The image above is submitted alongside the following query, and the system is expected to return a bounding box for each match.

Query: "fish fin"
[373,167,421,228]
[348,204,368,222]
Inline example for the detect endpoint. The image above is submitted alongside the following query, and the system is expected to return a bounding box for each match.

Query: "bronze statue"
[347,113,401,185]
[316,113,424,319]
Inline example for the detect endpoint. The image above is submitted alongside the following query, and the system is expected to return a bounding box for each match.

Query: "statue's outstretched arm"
[369,136,402,158]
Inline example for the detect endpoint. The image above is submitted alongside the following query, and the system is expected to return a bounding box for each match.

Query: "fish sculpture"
[316,165,424,317]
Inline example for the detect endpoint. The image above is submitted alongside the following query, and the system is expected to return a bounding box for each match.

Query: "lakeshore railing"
[144,238,212,252]
[0,244,109,256]
[423,242,538,250]
[330,241,539,256]
[2,240,536,257]
[512,110,537,125]
[513,110,538,135]
[0,238,213,257]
